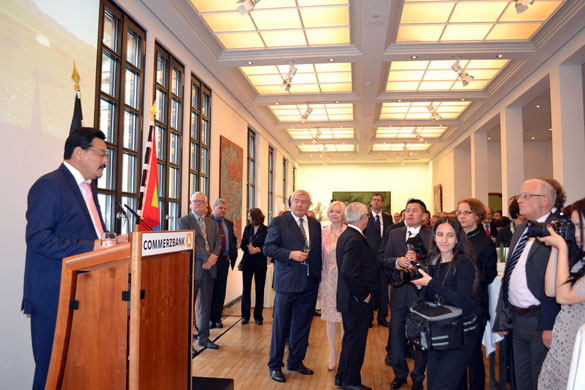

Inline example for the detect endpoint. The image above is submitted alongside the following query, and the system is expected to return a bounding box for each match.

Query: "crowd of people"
[23,128,584,390]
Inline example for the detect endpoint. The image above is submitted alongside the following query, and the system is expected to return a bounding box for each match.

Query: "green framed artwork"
[331,191,392,214]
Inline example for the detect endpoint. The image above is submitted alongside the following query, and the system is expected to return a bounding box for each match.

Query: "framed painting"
[219,136,243,240]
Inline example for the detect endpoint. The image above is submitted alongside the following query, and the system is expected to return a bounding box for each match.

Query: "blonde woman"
[319,201,347,371]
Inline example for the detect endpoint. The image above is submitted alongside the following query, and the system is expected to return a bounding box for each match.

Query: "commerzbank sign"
[141,231,193,256]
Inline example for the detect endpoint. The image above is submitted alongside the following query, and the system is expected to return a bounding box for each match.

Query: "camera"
[398,261,429,283]
[525,215,575,242]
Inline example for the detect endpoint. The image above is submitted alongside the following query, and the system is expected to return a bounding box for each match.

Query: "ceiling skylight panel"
[300,6,349,27]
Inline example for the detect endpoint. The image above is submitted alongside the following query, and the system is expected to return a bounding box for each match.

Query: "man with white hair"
[335,202,379,390]
[493,178,562,390]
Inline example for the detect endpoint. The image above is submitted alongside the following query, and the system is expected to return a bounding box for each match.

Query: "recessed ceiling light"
[397,99,402,102]
[460,98,465,101]
[496,54,503,58]
[531,136,535,140]
[549,128,552,131]
[536,105,541,108]
[328,58,334,62]
[275,102,279,105]
[247,61,253,65]
[335,100,340,104]
[410,55,418,59]
[488,137,491,140]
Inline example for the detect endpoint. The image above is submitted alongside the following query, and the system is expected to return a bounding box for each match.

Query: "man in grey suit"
[379,199,430,390]
[177,192,222,349]
[493,178,561,390]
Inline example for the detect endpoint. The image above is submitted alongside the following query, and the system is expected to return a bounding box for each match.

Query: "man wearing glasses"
[178,192,222,350]
[23,127,128,390]
[493,178,562,390]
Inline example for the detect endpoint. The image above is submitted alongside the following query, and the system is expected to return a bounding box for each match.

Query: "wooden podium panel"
[139,253,191,390]
[61,264,129,390]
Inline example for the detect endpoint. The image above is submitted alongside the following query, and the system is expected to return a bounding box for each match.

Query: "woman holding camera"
[319,201,347,371]
[537,198,585,389]
[240,208,268,325]
[411,217,480,390]
[457,198,498,389]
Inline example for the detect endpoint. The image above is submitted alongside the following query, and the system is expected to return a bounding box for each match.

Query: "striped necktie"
[502,228,530,302]
[198,216,210,252]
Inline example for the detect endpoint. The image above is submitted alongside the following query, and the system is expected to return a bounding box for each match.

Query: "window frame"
[247,129,256,209]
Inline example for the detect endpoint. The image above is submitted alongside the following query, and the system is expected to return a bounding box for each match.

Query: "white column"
[550,64,585,203]
[471,131,489,205]
[500,106,524,215]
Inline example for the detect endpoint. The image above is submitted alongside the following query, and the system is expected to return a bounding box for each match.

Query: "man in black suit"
[209,199,239,329]
[483,207,498,241]
[264,189,322,383]
[363,193,393,328]
[335,202,379,390]
[493,178,561,390]
[379,199,430,390]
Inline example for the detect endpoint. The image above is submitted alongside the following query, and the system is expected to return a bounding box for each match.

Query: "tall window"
[268,146,274,222]
[96,1,145,234]
[247,129,256,209]
[292,166,296,192]
[154,44,184,230]
[282,157,288,207]
[189,76,211,198]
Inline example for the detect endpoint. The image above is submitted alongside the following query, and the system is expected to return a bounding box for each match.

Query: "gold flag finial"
[150,103,158,121]
[71,61,81,92]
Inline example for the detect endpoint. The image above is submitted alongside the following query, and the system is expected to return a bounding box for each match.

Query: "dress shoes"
[412,381,424,390]
[199,340,219,349]
[209,321,217,329]
[390,378,406,390]
[255,319,263,325]
[342,385,372,390]
[270,368,286,383]
[334,378,343,387]
[384,353,392,366]
[287,363,314,375]
[241,318,249,325]
[378,319,390,328]
[192,348,198,358]
[209,320,223,329]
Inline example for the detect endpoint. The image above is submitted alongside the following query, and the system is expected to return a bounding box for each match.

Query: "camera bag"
[405,302,463,350]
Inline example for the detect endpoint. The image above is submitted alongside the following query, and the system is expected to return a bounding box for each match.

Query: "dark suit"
[209,216,238,324]
[364,211,393,323]
[177,212,222,344]
[23,163,104,389]
[493,211,561,390]
[240,223,268,322]
[335,227,378,387]
[496,223,515,247]
[483,221,497,240]
[264,211,322,370]
[379,225,431,383]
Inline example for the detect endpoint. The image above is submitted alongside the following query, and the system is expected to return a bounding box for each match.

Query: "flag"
[69,61,83,134]
[138,104,161,231]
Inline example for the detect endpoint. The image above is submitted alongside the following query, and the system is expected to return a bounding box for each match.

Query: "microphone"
[123,203,154,231]
[116,201,130,233]
[116,201,127,216]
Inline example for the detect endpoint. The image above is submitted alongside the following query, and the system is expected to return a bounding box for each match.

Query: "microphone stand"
[116,202,131,234]
[123,203,154,231]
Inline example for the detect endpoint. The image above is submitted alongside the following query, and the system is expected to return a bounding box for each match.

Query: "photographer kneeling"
[537,198,585,389]
[410,217,480,390]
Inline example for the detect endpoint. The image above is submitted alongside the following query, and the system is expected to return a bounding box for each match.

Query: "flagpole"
[69,61,83,134]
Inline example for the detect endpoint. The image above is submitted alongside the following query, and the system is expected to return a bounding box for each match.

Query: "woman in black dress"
[240,208,268,325]
[456,198,498,390]
[412,217,480,390]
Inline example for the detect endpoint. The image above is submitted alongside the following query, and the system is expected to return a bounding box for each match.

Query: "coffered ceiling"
[154,0,585,164]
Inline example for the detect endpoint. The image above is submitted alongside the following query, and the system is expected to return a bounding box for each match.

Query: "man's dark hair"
[508,196,520,219]
[405,198,427,213]
[371,193,384,201]
[64,127,106,160]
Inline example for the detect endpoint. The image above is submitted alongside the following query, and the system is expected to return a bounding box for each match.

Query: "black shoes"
[390,378,406,390]
[412,381,424,390]
[209,320,223,329]
[342,385,372,390]
[256,319,263,325]
[199,340,219,349]
[335,378,343,387]
[241,318,249,324]
[287,363,314,375]
[378,319,390,328]
[384,353,392,366]
[270,368,286,383]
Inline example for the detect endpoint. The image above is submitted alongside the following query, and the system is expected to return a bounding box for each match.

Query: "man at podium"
[22,128,127,390]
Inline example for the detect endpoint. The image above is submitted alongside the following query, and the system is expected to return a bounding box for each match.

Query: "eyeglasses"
[191,199,206,204]
[456,210,474,216]
[88,148,109,159]
[517,193,545,200]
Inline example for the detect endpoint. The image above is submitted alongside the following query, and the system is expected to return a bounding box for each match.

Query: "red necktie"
[217,219,226,255]
[81,182,104,237]
[485,223,490,236]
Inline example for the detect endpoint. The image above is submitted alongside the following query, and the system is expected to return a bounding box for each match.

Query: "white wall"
[431,151,455,212]
[297,164,432,215]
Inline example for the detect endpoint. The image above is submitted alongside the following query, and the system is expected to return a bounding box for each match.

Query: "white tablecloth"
[482,273,504,356]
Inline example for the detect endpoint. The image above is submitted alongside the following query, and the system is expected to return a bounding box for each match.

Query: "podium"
[45,230,196,390]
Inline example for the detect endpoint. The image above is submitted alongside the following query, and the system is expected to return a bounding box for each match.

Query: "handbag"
[405,259,478,351]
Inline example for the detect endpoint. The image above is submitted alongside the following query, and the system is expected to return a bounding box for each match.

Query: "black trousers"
[209,256,229,323]
[427,330,479,390]
[241,267,267,321]
[268,287,318,370]
[390,304,427,382]
[511,310,549,390]
[459,316,487,390]
[336,299,372,386]
[372,278,389,322]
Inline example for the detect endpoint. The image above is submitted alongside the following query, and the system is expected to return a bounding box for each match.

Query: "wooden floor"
[192,305,501,390]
